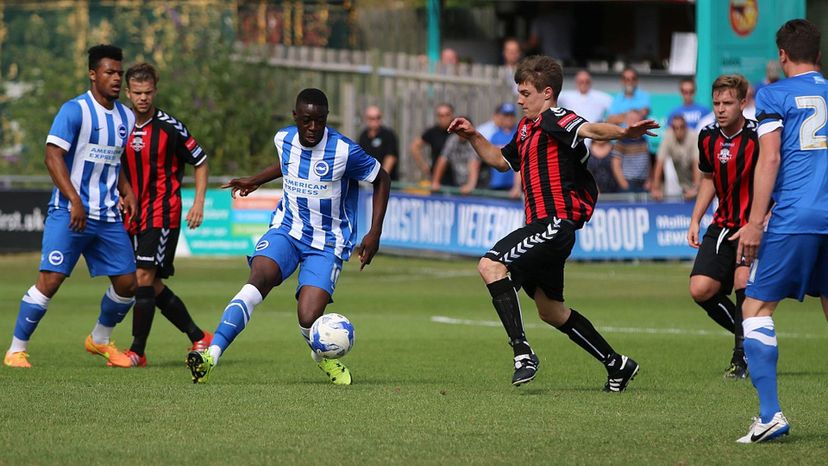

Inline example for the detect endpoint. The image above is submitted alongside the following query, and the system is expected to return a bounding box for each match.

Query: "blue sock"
[212,284,263,352]
[98,286,134,327]
[13,286,51,341]
[743,316,781,423]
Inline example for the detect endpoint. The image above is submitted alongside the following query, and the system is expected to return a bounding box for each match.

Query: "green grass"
[1,253,827,465]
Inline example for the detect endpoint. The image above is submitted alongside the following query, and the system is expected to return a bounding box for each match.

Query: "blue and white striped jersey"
[271,126,381,259]
[46,91,135,222]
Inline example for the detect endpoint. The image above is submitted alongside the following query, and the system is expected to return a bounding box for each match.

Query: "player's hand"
[447,117,476,140]
[222,177,260,199]
[687,222,700,248]
[69,203,87,232]
[730,222,764,264]
[186,202,204,229]
[119,190,137,223]
[624,119,660,138]
[357,231,380,270]
[651,187,663,201]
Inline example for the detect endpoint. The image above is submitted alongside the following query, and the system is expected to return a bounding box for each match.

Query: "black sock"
[695,294,736,333]
[156,286,204,342]
[557,309,616,369]
[486,278,531,356]
[733,289,746,360]
[130,286,156,356]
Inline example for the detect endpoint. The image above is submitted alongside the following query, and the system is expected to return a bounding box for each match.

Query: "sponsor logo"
[282,176,333,199]
[750,422,779,442]
[371,137,381,148]
[313,160,330,177]
[25,317,38,324]
[131,135,144,152]
[729,0,758,37]
[136,255,155,261]
[185,137,197,151]
[48,250,64,266]
[557,113,578,128]
[551,107,567,117]
[80,143,123,165]
[255,240,269,251]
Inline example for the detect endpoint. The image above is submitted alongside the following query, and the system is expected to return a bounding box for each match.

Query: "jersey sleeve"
[345,142,382,182]
[697,130,713,173]
[755,87,784,138]
[540,108,588,149]
[46,101,82,151]
[174,121,207,166]
[500,130,520,172]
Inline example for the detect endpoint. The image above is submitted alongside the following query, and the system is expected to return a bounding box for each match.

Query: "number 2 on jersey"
[795,95,828,150]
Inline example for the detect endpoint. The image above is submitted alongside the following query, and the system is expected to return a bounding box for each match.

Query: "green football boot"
[187,350,215,384]
[317,358,352,385]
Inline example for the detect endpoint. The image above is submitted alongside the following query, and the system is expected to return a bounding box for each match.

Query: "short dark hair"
[125,63,159,86]
[712,74,749,100]
[296,88,328,109]
[776,19,821,65]
[514,55,563,99]
[88,44,123,70]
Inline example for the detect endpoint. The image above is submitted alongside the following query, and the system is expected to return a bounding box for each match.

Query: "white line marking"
[430,316,826,339]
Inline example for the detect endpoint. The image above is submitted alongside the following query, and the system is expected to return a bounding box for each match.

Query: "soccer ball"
[309,313,355,359]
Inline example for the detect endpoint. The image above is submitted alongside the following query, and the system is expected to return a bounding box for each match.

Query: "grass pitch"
[0,253,827,465]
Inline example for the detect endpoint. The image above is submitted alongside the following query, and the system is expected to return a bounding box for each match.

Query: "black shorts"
[690,224,747,295]
[132,228,181,279]
[483,218,576,302]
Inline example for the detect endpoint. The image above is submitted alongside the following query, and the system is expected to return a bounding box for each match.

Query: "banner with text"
[0,190,50,252]
[359,190,712,260]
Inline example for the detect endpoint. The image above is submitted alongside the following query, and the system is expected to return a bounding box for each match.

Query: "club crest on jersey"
[255,240,269,251]
[48,250,64,266]
[313,160,330,177]
[520,124,528,141]
[118,124,127,139]
[718,146,732,164]
[131,136,144,152]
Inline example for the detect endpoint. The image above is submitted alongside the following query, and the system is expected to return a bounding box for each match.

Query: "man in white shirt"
[558,70,612,123]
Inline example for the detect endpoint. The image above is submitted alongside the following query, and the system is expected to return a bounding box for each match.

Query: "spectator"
[587,139,618,194]
[667,78,710,131]
[752,59,781,95]
[441,47,459,66]
[483,103,521,198]
[558,70,613,124]
[610,110,651,193]
[651,115,700,201]
[502,37,522,95]
[358,105,400,181]
[606,67,651,125]
[743,84,756,120]
[411,103,454,183]
[431,130,481,195]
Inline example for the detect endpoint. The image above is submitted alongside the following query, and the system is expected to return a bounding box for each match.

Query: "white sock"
[208,345,222,365]
[91,323,114,345]
[8,337,28,353]
[300,326,323,363]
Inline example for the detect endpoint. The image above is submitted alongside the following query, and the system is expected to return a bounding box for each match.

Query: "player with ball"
[186,89,390,385]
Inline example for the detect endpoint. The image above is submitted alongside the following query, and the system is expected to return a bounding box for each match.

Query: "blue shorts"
[40,208,136,277]
[249,228,342,300]
[746,232,828,302]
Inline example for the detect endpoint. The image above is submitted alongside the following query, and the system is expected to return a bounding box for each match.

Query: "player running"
[186,88,390,385]
[687,74,758,379]
[118,63,212,367]
[449,55,657,391]
[4,45,137,368]
[731,19,828,443]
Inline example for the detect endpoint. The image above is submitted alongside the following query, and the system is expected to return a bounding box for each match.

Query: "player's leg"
[689,226,739,333]
[729,265,750,378]
[293,249,350,385]
[125,263,158,365]
[689,276,735,332]
[6,209,83,367]
[81,218,137,367]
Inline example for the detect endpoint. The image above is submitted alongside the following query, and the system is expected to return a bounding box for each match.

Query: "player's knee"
[477,258,506,282]
[689,281,716,302]
[36,272,65,298]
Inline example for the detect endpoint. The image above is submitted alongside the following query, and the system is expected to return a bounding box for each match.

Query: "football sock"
[486,278,531,356]
[695,294,736,333]
[94,286,134,344]
[156,286,204,342]
[557,309,616,369]
[207,345,222,365]
[11,285,50,350]
[129,286,156,356]
[300,326,324,363]
[212,284,262,353]
[743,316,781,423]
[733,289,746,359]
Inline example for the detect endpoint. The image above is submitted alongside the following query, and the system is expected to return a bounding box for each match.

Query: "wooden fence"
[233,43,515,182]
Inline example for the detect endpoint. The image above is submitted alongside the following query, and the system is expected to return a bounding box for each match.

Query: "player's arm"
[688,175,715,248]
[221,163,283,199]
[358,168,391,270]
[447,117,509,171]
[117,165,137,223]
[577,120,659,141]
[186,161,209,229]
[731,129,781,262]
[44,143,86,231]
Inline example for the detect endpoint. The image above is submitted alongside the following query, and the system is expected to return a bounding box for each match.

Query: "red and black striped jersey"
[122,108,206,234]
[501,107,597,227]
[698,119,759,229]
